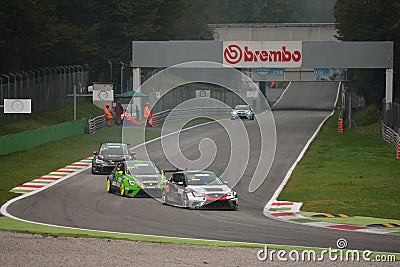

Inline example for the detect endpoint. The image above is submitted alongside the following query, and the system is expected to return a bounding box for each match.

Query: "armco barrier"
[88,114,106,134]
[151,107,231,127]
[382,122,400,159]
[0,119,87,156]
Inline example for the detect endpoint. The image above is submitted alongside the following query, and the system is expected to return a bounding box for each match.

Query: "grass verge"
[278,111,400,219]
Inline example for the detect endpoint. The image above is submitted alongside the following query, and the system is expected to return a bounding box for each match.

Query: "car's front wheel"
[120,183,125,196]
[106,178,113,193]
[91,166,96,174]
[182,193,189,208]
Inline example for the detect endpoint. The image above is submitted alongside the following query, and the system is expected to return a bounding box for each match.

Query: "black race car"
[91,143,136,174]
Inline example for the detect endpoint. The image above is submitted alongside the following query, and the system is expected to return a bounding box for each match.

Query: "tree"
[334,0,400,104]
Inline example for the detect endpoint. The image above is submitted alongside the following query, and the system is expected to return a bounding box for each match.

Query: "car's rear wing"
[161,168,184,174]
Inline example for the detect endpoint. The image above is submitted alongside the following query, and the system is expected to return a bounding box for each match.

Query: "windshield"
[99,145,128,157]
[185,173,223,186]
[127,163,160,176]
[235,105,249,111]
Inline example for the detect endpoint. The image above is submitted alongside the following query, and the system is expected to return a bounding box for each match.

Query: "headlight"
[231,110,237,115]
[128,180,137,186]
[192,191,205,197]
[227,190,237,197]
[95,158,105,164]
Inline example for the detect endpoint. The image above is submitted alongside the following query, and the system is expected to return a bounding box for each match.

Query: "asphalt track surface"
[6,82,400,253]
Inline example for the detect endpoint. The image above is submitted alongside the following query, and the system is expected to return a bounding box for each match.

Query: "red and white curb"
[264,200,394,235]
[10,157,92,194]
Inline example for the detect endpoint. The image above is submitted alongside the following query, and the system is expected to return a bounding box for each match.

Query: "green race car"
[106,160,166,198]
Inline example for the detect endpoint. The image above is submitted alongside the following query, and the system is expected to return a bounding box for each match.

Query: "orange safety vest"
[103,107,113,119]
[144,106,150,118]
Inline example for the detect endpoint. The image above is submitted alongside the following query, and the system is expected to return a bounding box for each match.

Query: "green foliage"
[195,0,336,24]
[0,0,187,76]
[334,0,400,104]
[353,104,380,126]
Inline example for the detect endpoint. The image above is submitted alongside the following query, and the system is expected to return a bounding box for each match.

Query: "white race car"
[161,170,238,210]
[231,104,254,120]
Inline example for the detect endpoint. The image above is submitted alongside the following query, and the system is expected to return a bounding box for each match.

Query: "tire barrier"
[88,114,106,134]
[397,139,400,159]
[338,109,344,133]
[338,118,344,133]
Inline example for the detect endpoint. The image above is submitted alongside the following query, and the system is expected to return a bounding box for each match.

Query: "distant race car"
[161,170,238,210]
[106,160,167,197]
[91,143,136,174]
[231,104,254,120]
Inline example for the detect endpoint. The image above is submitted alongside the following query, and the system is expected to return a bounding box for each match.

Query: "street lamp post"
[16,73,23,97]
[107,60,112,83]
[2,74,10,98]
[9,73,17,98]
[22,71,29,90]
[120,61,124,93]
[0,77,3,104]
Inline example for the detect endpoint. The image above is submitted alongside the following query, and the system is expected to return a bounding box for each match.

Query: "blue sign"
[314,68,346,81]
[252,68,284,81]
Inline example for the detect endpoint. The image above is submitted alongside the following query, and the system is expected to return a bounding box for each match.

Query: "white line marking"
[272,81,291,108]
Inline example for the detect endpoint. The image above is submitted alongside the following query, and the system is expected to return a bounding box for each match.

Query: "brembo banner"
[223,41,302,68]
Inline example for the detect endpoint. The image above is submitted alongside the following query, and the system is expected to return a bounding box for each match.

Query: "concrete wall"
[0,119,87,156]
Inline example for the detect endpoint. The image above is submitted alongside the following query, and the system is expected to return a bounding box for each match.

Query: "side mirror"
[223,181,229,185]
[177,181,184,186]
[117,171,124,176]
[93,151,98,155]
[130,151,136,156]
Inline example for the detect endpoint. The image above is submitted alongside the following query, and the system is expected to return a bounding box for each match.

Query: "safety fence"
[88,114,106,134]
[151,107,232,128]
[382,100,400,158]
[0,65,89,124]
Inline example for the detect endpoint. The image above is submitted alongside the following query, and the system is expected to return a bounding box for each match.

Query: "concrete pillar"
[385,68,393,105]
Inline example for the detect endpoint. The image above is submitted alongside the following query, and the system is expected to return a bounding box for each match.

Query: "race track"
[5,82,400,253]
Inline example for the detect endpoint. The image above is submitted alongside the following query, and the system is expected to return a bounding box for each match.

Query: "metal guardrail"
[382,100,399,134]
[88,114,106,134]
[152,107,231,127]
[382,100,400,158]
[382,122,400,158]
